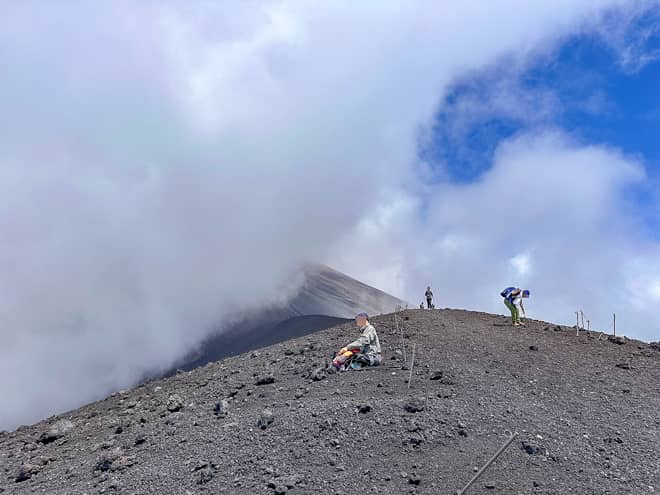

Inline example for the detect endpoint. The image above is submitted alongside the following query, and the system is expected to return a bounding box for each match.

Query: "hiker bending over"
[425,286,434,309]
[333,312,382,369]
[501,287,530,326]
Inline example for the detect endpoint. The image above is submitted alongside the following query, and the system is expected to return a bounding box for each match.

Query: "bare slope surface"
[2,310,658,495]
[286,264,406,318]
[174,315,349,374]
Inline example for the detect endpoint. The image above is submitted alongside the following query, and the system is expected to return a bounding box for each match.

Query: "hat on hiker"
[356,312,368,319]
[522,290,530,297]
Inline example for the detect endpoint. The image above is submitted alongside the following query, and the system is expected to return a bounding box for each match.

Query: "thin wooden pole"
[407,343,416,389]
[580,310,584,329]
[457,432,519,495]
[395,311,407,365]
[613,313,616,337]
[587,320,590,331]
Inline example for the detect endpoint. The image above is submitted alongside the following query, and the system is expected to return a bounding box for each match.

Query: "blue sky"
[424,21,660,188]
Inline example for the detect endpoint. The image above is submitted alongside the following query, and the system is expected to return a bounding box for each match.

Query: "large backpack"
[500,287,517,298]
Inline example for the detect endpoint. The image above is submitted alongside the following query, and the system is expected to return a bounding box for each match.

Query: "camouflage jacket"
[347,324,381,358]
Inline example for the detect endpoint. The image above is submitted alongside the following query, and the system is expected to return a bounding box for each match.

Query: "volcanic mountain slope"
[286,264,407,318]
[170,264,406,372]
[2,310,658,495]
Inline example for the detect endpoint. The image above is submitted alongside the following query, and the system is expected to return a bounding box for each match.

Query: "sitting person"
[333,312,382,369]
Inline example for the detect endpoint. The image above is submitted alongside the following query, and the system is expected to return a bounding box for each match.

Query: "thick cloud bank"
[0,1,656,429]
[336,131,660,343]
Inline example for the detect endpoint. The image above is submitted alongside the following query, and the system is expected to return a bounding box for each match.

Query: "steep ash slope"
[1,310,658,495]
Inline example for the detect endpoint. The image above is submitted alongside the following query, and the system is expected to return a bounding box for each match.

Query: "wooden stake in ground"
[395,311,407,366]
[407,343,416,389]
[457,432,519,495]
[613,313,616,336]
[576,311,580,336]
[580,310,584,329]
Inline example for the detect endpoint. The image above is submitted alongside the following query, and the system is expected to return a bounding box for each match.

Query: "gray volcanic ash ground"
[1,309,658,494]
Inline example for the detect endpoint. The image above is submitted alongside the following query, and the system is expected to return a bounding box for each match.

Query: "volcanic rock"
[38,419,74,444]
[166,394,184,412]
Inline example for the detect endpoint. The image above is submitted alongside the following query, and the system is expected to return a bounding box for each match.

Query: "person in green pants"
[500,287,530,326]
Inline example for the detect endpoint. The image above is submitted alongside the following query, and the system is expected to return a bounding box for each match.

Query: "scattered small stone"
[429,370,444,380]
[134,434,147,446]
[521,441,541,455]
[358,404,372,414]
[15,464,37,483]
[608,336,626,345]
[95,455,114,472]
[403,400,425,413]
[615,362,631,370]
[38,419,75,444]
[268,483,287,494]
[458,429,468,437]
[529,345,539,351]
[93,440,116,451]
[258,408,275,430]
[407,437,424,446]
[196,467,214,484]
[255,374,275,386]
[485,483,495,489]
[167,394,184,412]
[213,399,230,417]
[311,368,327,382]
[408,473,421,485]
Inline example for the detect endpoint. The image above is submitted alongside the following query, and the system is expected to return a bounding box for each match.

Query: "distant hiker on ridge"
[501,287,530,326]
[332,312,382,370]
[425,286,434,309]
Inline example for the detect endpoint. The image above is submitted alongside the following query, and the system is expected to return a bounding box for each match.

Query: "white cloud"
[510,253,532,278]
[0,0,657,429]
[335,130,659,342]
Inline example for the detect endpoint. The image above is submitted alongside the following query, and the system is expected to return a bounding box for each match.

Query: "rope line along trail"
[456,431,519,495]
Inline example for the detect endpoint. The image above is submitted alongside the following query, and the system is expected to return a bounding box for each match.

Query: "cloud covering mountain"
[1,1,659,430]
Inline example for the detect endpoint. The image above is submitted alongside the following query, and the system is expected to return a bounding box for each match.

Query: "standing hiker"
[425,286,434,309]
[500,287,530,326]
[333,312,382,369]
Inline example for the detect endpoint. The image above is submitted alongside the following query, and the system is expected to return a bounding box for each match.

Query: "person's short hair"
[356,312,368,319]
